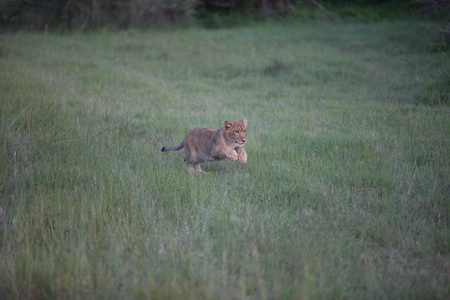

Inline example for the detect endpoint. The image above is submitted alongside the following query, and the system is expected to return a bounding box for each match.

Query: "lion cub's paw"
[239,152,247,163]
[228,150,239,161]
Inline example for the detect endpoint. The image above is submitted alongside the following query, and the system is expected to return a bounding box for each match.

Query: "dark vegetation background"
[1,0,449,30]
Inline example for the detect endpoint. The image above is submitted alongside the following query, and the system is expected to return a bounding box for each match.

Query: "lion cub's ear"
[242,119,247,127]
[223,120,233,130]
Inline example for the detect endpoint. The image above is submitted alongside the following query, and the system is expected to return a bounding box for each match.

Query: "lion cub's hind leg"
[183,143,199,174]
[184,161,206,174]
[193,163,206,174]
[185,162,196,174]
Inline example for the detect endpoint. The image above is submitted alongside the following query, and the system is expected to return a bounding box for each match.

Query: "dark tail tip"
[161,146,166,152]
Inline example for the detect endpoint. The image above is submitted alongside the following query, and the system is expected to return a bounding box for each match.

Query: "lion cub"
[161,119,247,174]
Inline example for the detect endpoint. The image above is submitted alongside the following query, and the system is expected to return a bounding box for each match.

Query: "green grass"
[1,20,449,299]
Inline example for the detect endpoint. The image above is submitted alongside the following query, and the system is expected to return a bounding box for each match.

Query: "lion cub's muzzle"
[235,139,246,147]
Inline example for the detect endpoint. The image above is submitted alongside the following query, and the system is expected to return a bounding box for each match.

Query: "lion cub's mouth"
[235,141,246,147]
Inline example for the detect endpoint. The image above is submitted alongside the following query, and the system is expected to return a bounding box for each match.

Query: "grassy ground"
[1,20,449,299]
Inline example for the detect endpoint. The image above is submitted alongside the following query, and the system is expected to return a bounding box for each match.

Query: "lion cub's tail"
[161,143,184,152]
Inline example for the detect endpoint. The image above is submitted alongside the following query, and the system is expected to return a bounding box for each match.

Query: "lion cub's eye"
[235,130,240,134]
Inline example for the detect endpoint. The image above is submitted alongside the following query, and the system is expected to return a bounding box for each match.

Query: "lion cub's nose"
[242,139,246,143]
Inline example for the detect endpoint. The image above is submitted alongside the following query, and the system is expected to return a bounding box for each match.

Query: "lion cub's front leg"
[227,149,239,161]
[222,148,238,161]
[236,147,247,163]
[212,146,238,161]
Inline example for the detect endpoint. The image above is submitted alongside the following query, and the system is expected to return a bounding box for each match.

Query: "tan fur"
[161,119,248,174]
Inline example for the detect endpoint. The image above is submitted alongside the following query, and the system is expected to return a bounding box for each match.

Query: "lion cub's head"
[222,119,247,147]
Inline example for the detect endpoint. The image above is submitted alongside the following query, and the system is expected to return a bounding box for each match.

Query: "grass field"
[1,20,449,299]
